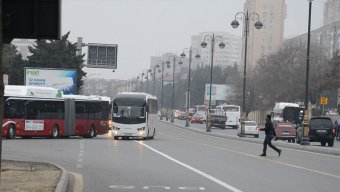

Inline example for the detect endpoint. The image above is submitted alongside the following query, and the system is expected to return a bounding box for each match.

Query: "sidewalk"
[162,119,340,156]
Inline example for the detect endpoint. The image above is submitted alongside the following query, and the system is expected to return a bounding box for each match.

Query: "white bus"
[111,92,158,140]
[216,104,241,129]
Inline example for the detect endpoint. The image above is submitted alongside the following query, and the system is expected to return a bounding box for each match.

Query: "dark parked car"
[296,117,336,147]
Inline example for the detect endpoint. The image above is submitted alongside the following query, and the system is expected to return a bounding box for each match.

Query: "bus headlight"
[137,127,145,135]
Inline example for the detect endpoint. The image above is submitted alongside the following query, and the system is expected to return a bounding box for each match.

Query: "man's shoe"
[259,154,266,156]
[278,149,282,157]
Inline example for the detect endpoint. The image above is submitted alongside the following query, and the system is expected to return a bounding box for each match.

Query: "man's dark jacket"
[262,121,276,136]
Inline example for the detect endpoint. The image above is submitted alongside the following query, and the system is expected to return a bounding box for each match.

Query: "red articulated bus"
[2,85,112,139]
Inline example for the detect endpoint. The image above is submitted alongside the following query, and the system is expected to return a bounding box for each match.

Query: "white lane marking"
[77,139,85,169]
[108,185,135,189]
[143,186,171,190]
[178,186,205,190]
[135,141,242,192]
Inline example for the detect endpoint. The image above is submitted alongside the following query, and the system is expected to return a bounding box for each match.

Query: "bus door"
[64,98,75,136]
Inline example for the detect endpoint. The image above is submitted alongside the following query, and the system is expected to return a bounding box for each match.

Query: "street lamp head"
[137,76,140,79]
[166,64,171,69]
[166,61,170,65]
[178,61,183,65]
[195,54,201,59]
[219,42,226,49]
[180,52,186,58]
[231,19,239,28]
[148,69,152,73]
[142,72,145,76]
[254,21,263,29]
[201,41,208,48]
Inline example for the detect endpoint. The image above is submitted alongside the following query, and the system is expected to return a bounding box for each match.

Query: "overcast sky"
[61,0,326,80]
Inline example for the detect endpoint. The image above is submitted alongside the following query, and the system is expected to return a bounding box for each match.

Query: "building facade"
[242,0,287,70]
[323,0,340,26]
[191,31,242,69]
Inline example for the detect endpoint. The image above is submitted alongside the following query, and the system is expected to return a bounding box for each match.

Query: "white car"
[237,120,259,138]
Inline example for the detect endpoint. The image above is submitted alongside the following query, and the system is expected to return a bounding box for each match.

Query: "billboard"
[87,43,118,69]
[204,84,232,102]
[25,68,77,94]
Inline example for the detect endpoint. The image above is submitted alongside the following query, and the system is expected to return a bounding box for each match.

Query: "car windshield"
[309,119,333,129]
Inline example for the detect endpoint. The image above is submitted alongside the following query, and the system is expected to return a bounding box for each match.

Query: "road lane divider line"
[135,141,243,192]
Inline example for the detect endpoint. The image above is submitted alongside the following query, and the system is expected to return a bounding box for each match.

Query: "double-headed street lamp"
[301,0,314,145]
[181,48,200,127]
[201,34,225,132]
[141,72,145,92]
[166,55,183,123]
[146,69,152,93]
[231,11,263,137]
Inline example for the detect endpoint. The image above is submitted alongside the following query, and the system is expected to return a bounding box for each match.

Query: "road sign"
[320,97,328,105]
[87,44,118,69]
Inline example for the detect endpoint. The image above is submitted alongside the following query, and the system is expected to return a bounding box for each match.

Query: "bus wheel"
[88,127,95,138]
[150,129,155,140]
[52,126,59,139]
[7,125,16,139]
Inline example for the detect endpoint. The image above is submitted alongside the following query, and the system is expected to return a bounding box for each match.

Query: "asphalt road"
[2,122,340,192]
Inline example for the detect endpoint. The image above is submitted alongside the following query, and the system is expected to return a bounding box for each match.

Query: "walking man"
[260,115,281,157]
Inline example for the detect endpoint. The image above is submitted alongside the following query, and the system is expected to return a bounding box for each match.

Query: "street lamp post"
[231,11,263,137]
[152,67,157,95]
[181,47,200,127]
[156,62,165,120]
[136,76,140,92]
[301,0,313,145]
[166,55,183,123]
[201,34,225,132]
[141,72,145,92]
[146,69,152,93]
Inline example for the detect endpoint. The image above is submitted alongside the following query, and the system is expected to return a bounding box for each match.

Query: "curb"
[161,121,340,156]
[53,163,69,192]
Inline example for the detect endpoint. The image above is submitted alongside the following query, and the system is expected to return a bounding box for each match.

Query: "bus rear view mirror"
[145,104,150,112]
[113,105,118,113]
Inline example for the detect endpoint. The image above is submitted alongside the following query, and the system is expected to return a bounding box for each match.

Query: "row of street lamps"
[131,1,313,145]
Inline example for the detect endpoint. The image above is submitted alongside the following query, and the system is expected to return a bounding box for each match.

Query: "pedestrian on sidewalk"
[259,115,281,157]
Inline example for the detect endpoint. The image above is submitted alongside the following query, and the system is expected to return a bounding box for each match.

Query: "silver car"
[238,120,260,138]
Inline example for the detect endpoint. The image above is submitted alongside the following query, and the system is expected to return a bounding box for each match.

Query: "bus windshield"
[223,106,239,112]
[112,98,146,124]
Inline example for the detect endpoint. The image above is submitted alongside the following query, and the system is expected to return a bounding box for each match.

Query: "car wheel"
[150,129,155,140]
[114,136,119,140]
[7,124,16,139]
[292,138,295,143]
[51,126,59,139]
[321,141,326,146]
[87,126,95,138]
[255,134,259,138]
[328,139,334,147]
